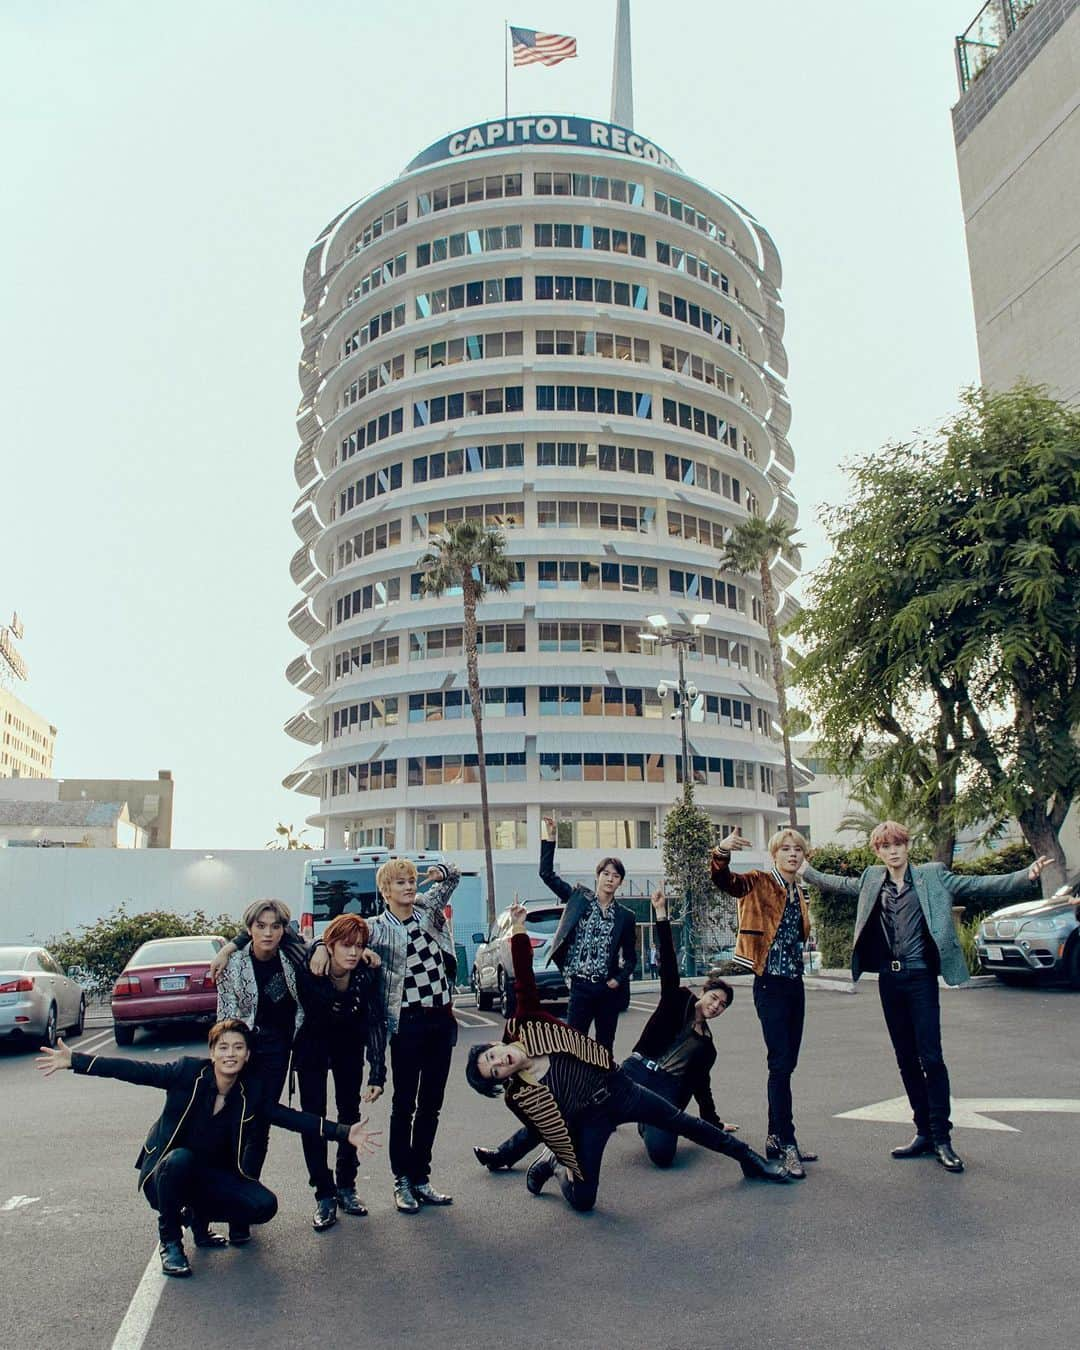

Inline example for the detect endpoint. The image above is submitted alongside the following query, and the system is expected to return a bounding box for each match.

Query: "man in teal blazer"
[801,821,1051,1173]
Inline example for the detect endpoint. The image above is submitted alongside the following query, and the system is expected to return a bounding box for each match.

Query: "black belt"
[631,1051,661,1073]
[885,958,930,973]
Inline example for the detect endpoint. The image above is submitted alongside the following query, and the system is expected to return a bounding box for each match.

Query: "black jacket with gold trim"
[70,1052,350,1190]
[499,933,615,1178]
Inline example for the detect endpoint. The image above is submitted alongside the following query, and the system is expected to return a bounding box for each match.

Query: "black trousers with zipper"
[143,1148,277,1242]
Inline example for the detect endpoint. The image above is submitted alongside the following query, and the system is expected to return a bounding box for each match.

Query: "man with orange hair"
[801,821,1051,1172]
[294,914,387,1232]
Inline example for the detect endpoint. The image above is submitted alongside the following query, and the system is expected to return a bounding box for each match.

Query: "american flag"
[510,26,578,67]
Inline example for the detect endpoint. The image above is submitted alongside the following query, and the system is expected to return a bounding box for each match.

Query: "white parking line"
[628,1000,658,1013]
[110,1248,165,1350]
[455,1009,499,1028]
[75,1029,115,1054]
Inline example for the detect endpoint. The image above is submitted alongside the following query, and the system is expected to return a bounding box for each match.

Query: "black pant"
[388,1006,456,1184]
[566,977,623,1052]
[878,969,952,1143]
[623,1058,682,1167]
[752,974,805,1145]
[559,1067,753,1212]
[143,1148,277,1242]
[296,1036,364,1200]
[241,1035,292,1180]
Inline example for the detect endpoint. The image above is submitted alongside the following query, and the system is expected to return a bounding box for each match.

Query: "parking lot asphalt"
[1,978,1076,1350]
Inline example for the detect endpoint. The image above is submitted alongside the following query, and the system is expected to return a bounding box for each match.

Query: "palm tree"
[717,517,803,827]
[266,822,312,850]
[418,520,517,927]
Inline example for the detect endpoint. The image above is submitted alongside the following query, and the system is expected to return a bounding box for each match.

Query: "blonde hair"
[869,820,911,850]
[767,827,809,858]
[242,898,291,930]
[376,857,417,897]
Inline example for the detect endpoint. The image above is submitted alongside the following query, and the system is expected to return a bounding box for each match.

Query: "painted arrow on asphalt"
[835,1097,1080,1132]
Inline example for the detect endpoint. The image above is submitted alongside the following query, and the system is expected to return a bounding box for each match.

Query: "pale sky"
[1,0,982,848]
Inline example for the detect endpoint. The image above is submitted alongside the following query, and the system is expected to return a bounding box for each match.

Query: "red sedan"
[111,935,226,1045]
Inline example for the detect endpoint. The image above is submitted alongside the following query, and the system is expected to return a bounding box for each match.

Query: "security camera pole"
[641,613,709,971]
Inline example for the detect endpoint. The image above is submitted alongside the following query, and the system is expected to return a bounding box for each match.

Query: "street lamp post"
[641,612,709,973]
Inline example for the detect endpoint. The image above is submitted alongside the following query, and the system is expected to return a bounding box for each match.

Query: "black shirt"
[879,869,931,967]
[252,953,297,1041]
[177,1081,239,1169]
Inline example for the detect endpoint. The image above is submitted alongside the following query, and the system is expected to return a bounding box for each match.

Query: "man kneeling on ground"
[35,1019,380,1277]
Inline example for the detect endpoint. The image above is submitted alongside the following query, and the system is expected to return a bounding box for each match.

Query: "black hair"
[465,1041,502,1097]
[701,972,734,1005]
[595,856,626,882]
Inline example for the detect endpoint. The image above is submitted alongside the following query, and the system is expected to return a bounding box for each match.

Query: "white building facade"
[285,116,802,893]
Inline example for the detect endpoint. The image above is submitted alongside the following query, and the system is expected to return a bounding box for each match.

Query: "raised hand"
[651,887,668,920]
[542,816,557,842]
[1029,855,1055,881]
[509,898,528,931]
[209,942,236,984]
[715,831,751,853]
[35,1038,73,1076]
[424,865,444,885]
[362,1084,384,1103]
[347,1117,383,1156]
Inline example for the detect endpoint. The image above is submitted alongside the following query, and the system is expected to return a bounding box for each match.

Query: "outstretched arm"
[651,892,681,1000]
[709,832,757,898]
[508,901,541,1017]
[416,863,460,930]
[539,817,574,902]
[799,862,861,897]
[268,1102,381,1156]
[943,863,1046,902]
[37,1040,186,1090]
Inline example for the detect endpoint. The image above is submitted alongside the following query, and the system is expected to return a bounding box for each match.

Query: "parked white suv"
[470,901,568,1017]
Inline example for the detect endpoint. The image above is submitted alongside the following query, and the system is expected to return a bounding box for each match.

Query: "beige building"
[0,686,57,780]
[952,0,1080,403]
[57,771,174,848]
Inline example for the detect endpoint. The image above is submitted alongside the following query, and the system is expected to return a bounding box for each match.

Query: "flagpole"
[504,20,509,118]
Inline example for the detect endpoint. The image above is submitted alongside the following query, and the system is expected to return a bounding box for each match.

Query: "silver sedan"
[0,946,86,1047]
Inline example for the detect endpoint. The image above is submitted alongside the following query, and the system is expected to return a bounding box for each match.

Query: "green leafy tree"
[717,517,803,826]
[418,520,517,927]
[661,794,718,974]
[48,906,244,994]
[796,385,1080,890]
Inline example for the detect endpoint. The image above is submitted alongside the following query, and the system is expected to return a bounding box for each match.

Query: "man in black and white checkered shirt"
[368,857,460,1214]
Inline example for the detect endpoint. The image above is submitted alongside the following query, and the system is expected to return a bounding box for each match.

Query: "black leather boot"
[473,1145,511,1170]
[933,1141,965,1172]
[731,1142,793,1183]
[182,1207,227,1249]
[312,1196,338,1231]
[157,1219,192,1277]
[891,1133,933,1159]
[526,1151,557,1195]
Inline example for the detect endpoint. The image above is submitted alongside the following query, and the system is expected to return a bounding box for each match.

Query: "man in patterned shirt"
[540,815,637,1051]
[710,827,818,1178]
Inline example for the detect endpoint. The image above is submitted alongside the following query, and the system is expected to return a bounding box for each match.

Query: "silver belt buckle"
[890,960,902,972]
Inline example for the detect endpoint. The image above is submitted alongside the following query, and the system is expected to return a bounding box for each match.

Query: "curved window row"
[695,694,753,728]
[413,443,524,482]
[415,331,523,372]
[346,253,407,308]
[670,569,746,611]
[408,687,525,721]
[662,397,739,449]
[409,623,526,660]
[536,329,650,363]
[337,462,402,519]
[658,290,735,349]
[411,502,524,540]
[534,274,648,309]
[421,818,527,850]
[332,636,399,680]
[417,224,523,268]
[535,621,752,670]
[344,305,405,358]
[533,171,645,204]
[653,190,727,245]
[329,759,398,796]
[409,753,527,786]
[533,223,646,257]
[661,344,739,397]
[408,563,525,601]
[537,500,654,533]
[676,756,770,792]
[538,560,659,594]
[536,384,652,418]
[336,518,402,569]
[339,407,404,466]
[667,511,727,549]
[537,441,653,474]
[415,276,523,317]
[334,577,400,626]
[539,685,662,718]
[340,353,405,410]
[539,752,665,783]
[350,201,408,254]
[656,240,730,296]
[413,385,524,426]
[665,454,744,504]
[417,173,523,215]
[331,696,399,738]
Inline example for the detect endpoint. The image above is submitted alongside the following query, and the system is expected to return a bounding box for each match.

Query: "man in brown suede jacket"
[710,827,817,1178]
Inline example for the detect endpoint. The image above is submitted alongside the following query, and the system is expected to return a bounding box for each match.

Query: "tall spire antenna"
[610,0,634,128]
